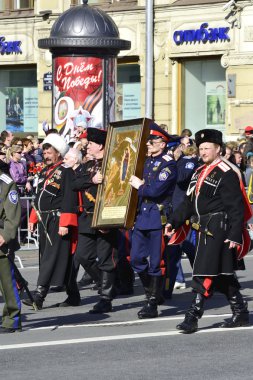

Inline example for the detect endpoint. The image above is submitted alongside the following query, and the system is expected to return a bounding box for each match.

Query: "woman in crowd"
[8,145,32,244]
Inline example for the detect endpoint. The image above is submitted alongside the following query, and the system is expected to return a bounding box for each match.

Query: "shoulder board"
[0,173,13,184]
[162,154,173,162]
[218,161,231,172]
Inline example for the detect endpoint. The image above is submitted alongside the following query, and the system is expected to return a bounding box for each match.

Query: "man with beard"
[71,127,118,314]
[22,134,79,309]
[165,129,250,333]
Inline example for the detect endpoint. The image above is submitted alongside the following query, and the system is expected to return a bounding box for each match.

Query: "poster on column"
[53,57,103,142]
[206,82,226,132]
[4,87,38,133]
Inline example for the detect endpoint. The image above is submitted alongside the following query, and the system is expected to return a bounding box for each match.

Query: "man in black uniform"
[23,134,79,309]
[165,129,250,333]
[71,127,118,314]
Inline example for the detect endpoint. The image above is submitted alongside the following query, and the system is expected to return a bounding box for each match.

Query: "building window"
[14,0,33,8]
[0,0,34,10]
[116,63,141,121]
[181,59,226,135]
[73,0,104,4]
[0,67,38,133]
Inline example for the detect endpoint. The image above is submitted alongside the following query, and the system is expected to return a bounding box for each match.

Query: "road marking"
[0,326,253,350]
[30,313,233,331]
[29,312,252,331]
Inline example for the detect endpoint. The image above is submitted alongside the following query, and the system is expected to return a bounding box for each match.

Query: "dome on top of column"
[38,0,131,53]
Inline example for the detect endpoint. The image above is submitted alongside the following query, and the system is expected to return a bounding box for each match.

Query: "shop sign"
[0,36,22,55]
[173,23,230,45]
[43,72,52,91]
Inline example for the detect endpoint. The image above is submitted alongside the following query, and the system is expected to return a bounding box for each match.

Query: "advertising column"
[38,1,130,140]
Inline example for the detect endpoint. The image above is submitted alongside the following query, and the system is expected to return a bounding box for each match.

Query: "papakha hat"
[42,133,69,157]
[87,128,107,146]
[195,129,223,148]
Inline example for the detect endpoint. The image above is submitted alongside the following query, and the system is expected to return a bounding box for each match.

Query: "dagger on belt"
[31,201,53,246]
[186,217,213,237]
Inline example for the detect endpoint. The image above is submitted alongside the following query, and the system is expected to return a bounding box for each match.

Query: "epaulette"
[0,173,13,184]
[162,154,173,162]
[218,161,231,172]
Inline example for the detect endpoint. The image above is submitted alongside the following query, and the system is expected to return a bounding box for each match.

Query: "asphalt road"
[1,250,253,380]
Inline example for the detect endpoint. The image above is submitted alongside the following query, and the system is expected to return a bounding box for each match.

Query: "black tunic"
[168,159,245,277]
[71,159,118,272]
[30,162,78,286]
[72,159,102,234]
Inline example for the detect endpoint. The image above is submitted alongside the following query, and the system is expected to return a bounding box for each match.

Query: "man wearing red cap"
[244,125,253,138]
[243,126,253,160]
[129,123,177,319]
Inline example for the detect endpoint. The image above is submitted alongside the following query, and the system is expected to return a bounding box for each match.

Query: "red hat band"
[150,130,169,142]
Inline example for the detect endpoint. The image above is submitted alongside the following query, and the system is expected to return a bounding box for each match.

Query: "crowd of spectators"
[1,124,253,248]
[0,127,88,197]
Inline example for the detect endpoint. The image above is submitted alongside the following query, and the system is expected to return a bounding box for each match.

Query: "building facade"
[0,0,253,138]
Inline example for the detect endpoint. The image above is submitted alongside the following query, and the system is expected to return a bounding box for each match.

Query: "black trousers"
[192,274,241,298]
[75,230,118,272]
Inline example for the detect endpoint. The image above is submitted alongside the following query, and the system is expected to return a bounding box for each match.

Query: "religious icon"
[92,118,151,229]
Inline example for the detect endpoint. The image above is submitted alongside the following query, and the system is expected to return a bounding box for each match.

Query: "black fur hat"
[87,127,107,146]
[195,129,223,147]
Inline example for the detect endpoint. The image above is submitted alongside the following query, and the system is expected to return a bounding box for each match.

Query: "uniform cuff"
[29,208,38,224]
[59,213,78,227]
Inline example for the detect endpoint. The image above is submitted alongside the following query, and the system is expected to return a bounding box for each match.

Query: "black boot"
[220,290,249,328]
[58,278,81,307]
[58,258,81,307]
[138,271,165,305]
[116,258,135,295]
[78,271,94,287]
[89,298,112,314]
[84,264,102,293]
[138,271,151,300]
[89,271,115,314]
[176,293,205,334]
[138,276,163,319]
[22,285,49,310]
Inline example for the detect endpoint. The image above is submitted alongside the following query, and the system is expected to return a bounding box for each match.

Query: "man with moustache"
[71,127,118,314]
[22,134,79,309]
[165,129,250,333]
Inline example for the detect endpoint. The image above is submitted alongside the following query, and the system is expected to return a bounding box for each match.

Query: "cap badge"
[201,133,204,138]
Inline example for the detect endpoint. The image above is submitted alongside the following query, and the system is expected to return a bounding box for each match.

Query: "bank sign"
[173,23,230,45]
[0,36,22,55]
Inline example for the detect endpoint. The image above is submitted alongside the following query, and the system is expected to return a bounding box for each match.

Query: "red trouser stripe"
[203,277,213,297]
[160,233,166,276]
